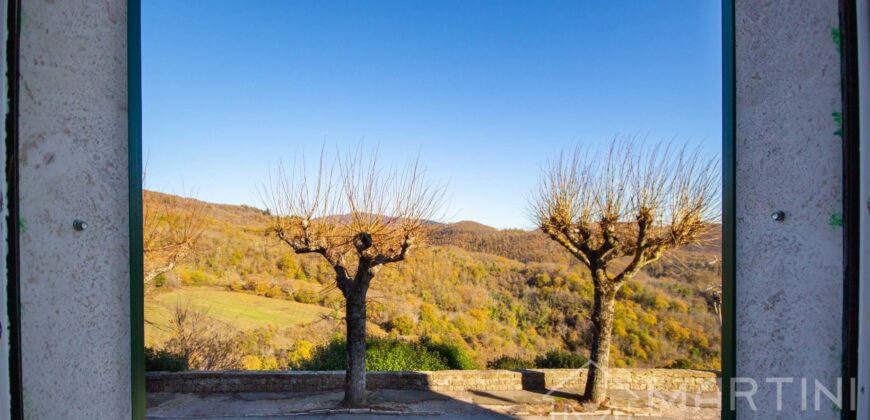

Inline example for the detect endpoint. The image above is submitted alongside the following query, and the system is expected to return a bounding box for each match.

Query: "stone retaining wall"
[146,369,719,394]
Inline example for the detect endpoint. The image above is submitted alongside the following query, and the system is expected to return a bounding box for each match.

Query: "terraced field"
[144,287,331,347]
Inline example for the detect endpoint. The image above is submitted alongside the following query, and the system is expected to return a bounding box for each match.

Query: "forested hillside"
[144,191,721,371]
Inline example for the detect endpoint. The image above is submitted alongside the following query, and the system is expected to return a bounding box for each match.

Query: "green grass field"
[145,287,331,347]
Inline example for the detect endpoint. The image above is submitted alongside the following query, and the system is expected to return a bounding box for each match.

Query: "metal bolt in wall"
[73,220,88,231]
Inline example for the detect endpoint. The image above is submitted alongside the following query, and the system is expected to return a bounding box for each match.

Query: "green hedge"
[486,355,535,369]
[534,350,588,369]
[296,337,473,371]
[145,347,187,372]
[487,350,588,370]
[420,338,479,370]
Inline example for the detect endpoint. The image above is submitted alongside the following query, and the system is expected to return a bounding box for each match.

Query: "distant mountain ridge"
[441,220,499,232]
[146,189,720,266]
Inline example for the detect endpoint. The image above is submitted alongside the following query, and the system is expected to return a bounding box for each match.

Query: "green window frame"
[128,0,145,418]
[125,1,738,418]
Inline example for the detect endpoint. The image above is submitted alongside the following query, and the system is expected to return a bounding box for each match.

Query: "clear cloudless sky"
[143,0,721,229]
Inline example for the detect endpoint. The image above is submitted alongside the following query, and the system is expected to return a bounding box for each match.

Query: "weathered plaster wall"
[735,0,844,418]
[858,0,870,416]
[17,0,130,418]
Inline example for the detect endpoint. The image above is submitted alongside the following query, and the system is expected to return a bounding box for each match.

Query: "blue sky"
[143,0,721,229]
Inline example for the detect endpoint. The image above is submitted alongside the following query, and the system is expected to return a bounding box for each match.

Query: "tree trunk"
[583,286,617,406]
[343,283,368,407]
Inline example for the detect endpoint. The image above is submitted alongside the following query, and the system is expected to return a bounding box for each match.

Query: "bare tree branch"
[532,138,719,285]
[143,190,205,286]
[263,146,445,286]
[531,137,720,406]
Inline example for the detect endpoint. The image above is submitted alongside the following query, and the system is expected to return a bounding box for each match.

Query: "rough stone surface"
[17,0,130,418]
[735,0,844,418]
[146,369,720,394]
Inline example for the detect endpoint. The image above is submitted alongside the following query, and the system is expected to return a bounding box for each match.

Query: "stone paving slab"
[147,389,720,419]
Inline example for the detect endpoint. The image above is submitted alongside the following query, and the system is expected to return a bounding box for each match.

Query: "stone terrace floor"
[147,389,720,419]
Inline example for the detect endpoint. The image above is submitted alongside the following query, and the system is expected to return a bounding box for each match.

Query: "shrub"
[145,347,187,372]
[666,358,694,369]
[534,350,588,369]
[243,275,270,295]
[181,269,213,285]
[292,288,320,305]
[453,314,485,338]
[265,284,284,298]
[670,300,690,314]
[154,273,167,288]
[261,355,279,370]
[664,320,692,343]
[367,339,450,371]
[528,273,551,288]
[652,296,670,310]
[241,355,263,370]
[487,355,534,370]
[294,339,345,370]
[617,282,635,299]
[639,312,658,326]
[163,304,243,370]
[276,255,297,272]
[286,340,315,366]
[296,337,450,371]
[421,338,478,370]
[388,315,415,335]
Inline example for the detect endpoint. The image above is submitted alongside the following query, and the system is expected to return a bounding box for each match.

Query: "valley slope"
[144,191,722,370]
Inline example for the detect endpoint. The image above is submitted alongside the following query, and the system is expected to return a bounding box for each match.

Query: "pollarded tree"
[264,149,444,407]
[531,140,718,407]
